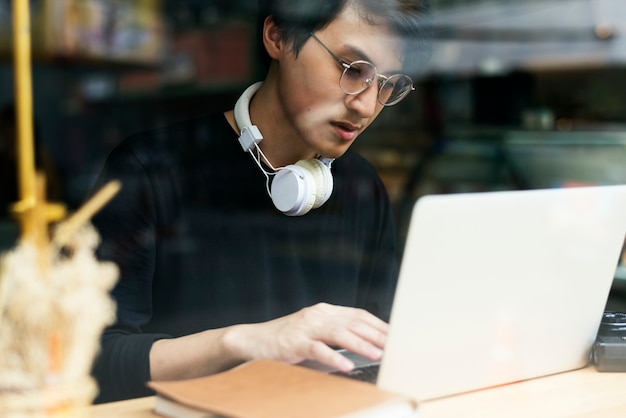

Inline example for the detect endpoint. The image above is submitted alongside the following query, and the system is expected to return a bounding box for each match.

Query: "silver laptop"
[375,185,626,401]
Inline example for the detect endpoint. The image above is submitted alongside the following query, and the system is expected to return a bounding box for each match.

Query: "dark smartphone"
[593,311,626,372]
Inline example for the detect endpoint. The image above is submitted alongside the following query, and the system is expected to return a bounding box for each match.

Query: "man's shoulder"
[123,112,231,148]
[110,112,235,165]
[334,149,380,178]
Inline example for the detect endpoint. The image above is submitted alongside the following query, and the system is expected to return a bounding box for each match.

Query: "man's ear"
[262,16,283,60]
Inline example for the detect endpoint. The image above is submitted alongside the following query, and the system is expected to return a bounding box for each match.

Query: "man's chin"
[319,143,354,160]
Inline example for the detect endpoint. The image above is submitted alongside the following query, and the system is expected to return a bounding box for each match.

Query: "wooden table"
[91,366,626,418]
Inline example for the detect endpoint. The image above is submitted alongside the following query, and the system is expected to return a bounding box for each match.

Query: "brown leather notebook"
[148,359,418,418]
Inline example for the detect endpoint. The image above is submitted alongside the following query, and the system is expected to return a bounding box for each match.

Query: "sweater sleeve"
[90,138,172,403]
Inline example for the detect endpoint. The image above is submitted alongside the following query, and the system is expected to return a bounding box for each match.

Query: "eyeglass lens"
[340,61,412,106]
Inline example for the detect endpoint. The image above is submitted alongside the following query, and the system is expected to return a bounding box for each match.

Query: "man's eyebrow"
[343,43,374,63]
[343,43,402,74]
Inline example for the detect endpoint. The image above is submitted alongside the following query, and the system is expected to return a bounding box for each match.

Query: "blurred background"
[0,0,625,308]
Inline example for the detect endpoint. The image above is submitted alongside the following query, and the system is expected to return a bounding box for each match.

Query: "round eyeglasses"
[310,33,415,106]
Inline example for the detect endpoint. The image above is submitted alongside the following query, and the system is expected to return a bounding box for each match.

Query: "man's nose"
[345,83,380,118]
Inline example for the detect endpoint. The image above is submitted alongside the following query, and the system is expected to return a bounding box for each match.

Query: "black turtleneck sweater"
[91,112,399,403]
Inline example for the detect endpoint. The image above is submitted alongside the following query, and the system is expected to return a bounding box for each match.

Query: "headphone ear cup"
[271,165,317,216]
[295,159,333,209]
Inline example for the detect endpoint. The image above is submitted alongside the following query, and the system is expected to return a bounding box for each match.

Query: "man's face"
[274,6,405,159]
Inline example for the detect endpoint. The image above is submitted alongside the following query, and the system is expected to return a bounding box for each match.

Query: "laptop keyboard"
[331,363,380,384]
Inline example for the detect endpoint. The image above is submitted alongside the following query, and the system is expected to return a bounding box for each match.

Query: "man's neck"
[227,82,316,167]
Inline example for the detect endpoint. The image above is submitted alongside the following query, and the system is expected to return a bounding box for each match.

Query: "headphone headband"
[234,82,264,152]
[233,82,334,216]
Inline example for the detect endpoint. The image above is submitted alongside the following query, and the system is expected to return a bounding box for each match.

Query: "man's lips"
[332,121,360,142]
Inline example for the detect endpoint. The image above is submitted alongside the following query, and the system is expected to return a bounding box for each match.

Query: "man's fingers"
[237,303,389,372]
[351,307,389,334]
[294,304,389,362]
[346,317,387,348]
[305,340,355,372]
[323,330,384,362]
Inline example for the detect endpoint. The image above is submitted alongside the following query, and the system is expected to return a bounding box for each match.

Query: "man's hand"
[224,302,388,372]
[150,302,387,381]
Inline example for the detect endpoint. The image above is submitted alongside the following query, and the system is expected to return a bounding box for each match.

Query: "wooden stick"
[53,181,121,246]
[12,0,38,239]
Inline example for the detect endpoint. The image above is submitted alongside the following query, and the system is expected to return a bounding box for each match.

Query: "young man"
[91,0,432,403]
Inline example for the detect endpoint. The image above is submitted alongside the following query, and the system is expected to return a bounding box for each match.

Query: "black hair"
[256,0,433,76]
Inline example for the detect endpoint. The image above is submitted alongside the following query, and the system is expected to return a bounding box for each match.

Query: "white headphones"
[234,82,334,216]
